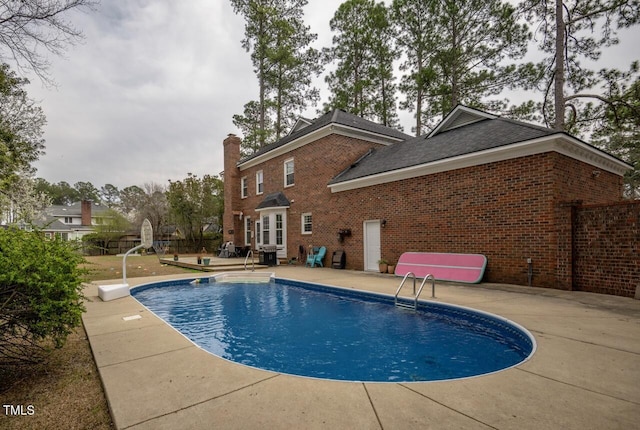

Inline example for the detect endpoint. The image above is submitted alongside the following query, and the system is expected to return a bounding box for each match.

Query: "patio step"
[159,258,270,272]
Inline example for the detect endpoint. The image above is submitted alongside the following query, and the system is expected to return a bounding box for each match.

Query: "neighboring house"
[34,200,111,240]
[222,105,632,291]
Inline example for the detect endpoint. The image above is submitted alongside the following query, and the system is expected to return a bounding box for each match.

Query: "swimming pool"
[131,275,535,382]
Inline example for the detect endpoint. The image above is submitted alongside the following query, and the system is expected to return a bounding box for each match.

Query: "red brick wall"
[223,134,242,244]
[234,134,384,255]
[225,133,627,291]
[327,154,555,285]
[325,152,624,288]
[553,155,626,290]
[572,201,639,297]
[81,200,92,226]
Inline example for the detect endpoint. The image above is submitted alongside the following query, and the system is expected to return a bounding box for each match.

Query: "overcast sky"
[23,0,639,191]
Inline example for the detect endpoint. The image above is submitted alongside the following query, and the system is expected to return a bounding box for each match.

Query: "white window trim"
[256,170,263,195]
[262,215,270,245]
[245,216,252,246]
[241,176,248,198]
[301,212,312,235]
[284,158,294,188]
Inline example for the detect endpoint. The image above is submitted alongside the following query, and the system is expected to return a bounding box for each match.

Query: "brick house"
[222,105,631,290]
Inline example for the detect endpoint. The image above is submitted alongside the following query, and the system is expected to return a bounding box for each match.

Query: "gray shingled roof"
[239,109,411,165]
[329,117,557,184]
[256,192,291,210]
[45,201,110,217]
[31,215,76,231]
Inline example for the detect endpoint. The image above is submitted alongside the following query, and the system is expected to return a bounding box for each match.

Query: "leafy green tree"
[100,183,120,208]
[73,181,100,202]
[82,208,131,255]
[0,64,46,192]
[0,227,86,367]
[119,185,145,216]
[166,174,223,250]
[324,0,399,126]
[117,183,168,236]
[233,100,275,156]
[520,0,640,132]
[0,169,50,224]
[34,179,80,205]
[231,0,322,150]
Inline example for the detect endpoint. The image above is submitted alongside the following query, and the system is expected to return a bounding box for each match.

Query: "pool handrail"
[244,249,255,272]
[395,272,435,310]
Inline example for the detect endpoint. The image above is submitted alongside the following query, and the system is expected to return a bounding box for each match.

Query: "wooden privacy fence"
[83,238,221,256]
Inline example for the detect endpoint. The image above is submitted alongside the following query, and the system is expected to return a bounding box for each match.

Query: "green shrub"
[0,227,86,366]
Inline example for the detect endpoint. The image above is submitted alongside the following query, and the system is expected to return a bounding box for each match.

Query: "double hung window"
[262,215,270,245]
[284,159,294,187]
[241,177,248,198]
[302,213,312,234]
[256,170,263,194]
[245,217,251,246]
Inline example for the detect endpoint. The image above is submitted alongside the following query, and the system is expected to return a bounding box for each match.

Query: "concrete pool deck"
[82,267,640,429]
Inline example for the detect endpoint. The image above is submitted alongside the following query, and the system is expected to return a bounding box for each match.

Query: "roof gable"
[256,192,291,211]
[428,105,497,137]
[330,116,556,185]
[329,108,631,192]
[288,117,313,135]
[238,109,411,169]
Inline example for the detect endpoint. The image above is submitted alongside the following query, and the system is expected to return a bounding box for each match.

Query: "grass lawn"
[0,255,195,430]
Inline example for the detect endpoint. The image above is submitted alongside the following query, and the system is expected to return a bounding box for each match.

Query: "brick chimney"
[223,134,242,244]
[81,200,92,226]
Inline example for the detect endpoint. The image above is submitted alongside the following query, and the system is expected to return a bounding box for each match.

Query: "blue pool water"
[132,277,535,382]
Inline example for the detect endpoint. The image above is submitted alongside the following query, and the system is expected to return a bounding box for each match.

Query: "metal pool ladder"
[394,272,435,310]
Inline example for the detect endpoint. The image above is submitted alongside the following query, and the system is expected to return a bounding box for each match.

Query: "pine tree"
[394,0,531,131]
[520,0,640,132]
[590,75,640,198]
[391,0,437,136]
[230,0,321,151]
[324,0,399,127]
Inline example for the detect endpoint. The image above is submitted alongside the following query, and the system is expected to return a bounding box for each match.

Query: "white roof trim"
[239,124,404,171]
[288,117,313,135]
[255,205,290,212]
[329,134,631,193]
[428,105,497,138]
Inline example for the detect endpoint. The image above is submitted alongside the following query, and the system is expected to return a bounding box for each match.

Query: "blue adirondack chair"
[305,246,326,267]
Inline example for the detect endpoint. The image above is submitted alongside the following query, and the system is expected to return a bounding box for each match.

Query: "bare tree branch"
[0,0,96,84]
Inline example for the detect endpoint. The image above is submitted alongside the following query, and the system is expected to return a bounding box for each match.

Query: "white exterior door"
[256,210,287,259]
[364,220,381,271]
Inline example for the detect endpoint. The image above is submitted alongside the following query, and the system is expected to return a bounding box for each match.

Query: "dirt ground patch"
[82,254,199,281]
[0,255,195,429]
